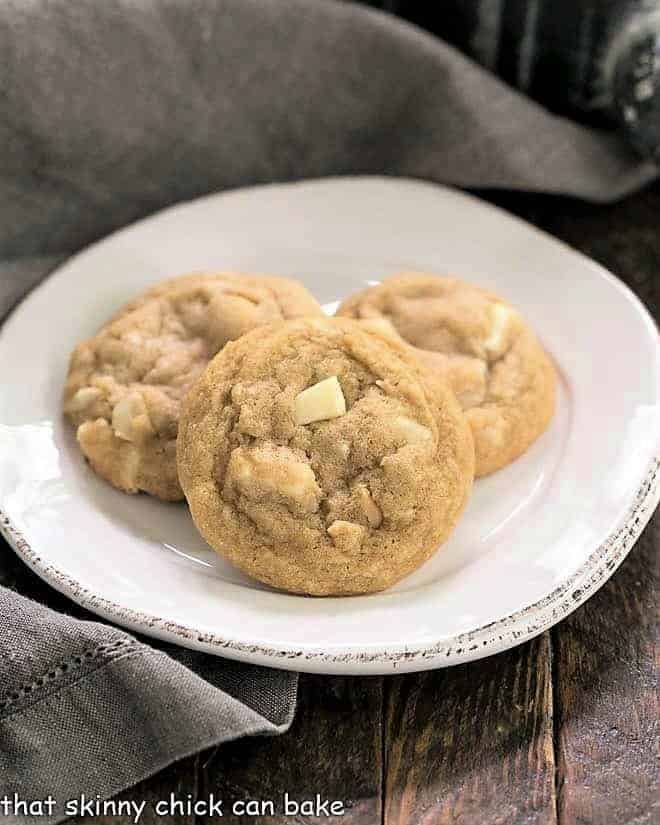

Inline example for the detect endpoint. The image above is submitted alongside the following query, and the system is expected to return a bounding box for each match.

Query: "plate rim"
[1,175,659,674]
[2,456,658,673]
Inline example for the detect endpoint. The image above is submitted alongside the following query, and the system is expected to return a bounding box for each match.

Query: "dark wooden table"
[4,186,659,824]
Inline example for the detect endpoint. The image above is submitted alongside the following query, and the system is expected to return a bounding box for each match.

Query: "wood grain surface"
[3,186,658,825]
[554,513,659,825]
[72,760,200,825]
[200,676,383,823]
[384,636,556,825]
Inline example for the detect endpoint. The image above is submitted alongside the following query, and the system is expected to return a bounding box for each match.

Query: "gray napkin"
[0,0,656,822]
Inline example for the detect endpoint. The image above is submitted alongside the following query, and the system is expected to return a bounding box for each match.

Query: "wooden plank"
[199,674,383,824]
[553,512,659,825]
[384,634,557,825]
[67,755,199,824]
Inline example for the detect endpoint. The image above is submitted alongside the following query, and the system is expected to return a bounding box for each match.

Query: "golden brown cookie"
[177,317,474,596]
[63,272,322,500]
[337,273,556,477]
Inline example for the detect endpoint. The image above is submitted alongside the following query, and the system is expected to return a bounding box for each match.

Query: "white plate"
[1,177,659,675]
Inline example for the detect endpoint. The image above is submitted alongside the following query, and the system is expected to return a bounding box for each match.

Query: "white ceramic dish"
[1,177,658,675]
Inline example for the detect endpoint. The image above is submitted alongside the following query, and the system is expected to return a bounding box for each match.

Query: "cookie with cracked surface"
[177,317,474,596]
[63,272,323,500]
[337,273,556,477]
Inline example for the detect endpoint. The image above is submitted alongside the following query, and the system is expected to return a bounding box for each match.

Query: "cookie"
[177,317,474,595]
[63,272,323,500]
[337,273,556,477]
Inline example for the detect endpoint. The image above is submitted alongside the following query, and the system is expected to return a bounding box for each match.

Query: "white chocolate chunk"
[356,484,383,528]
[392,415,432,444]
[76,420,95,444]
[483,303,515,356]
[67,386,103,412]
[294,376,346,425]
[227,445,322,512]
[327,519,365,551]
[111,391,148,442]
[454,358,488,409]
[119,446,141,490]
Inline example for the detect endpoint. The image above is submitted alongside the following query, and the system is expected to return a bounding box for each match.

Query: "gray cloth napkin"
[0,0,657,822]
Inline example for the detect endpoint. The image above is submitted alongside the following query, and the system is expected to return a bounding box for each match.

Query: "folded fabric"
[0,1,656,822]
[0,586,297,825]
